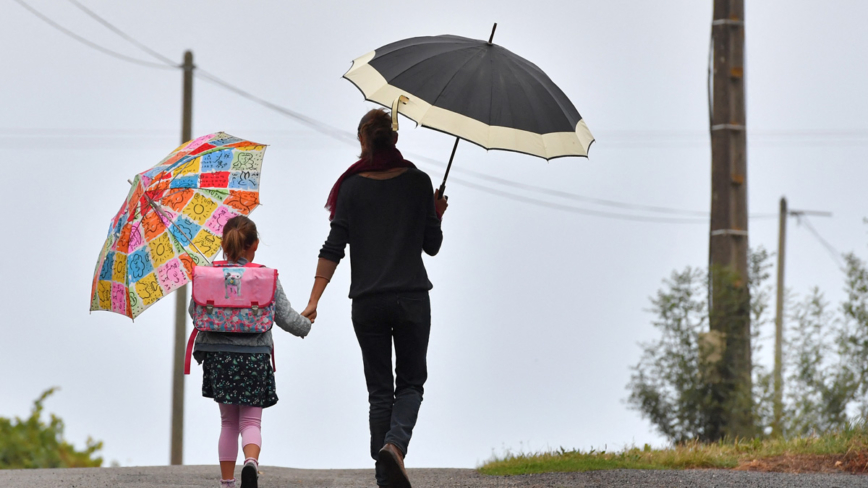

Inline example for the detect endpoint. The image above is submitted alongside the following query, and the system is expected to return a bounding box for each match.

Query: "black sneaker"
[240,459,258,488]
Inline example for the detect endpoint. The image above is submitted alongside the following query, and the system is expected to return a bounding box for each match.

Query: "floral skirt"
[201,351,278,408]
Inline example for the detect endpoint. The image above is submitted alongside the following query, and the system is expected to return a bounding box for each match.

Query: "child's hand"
[301,302,317,323]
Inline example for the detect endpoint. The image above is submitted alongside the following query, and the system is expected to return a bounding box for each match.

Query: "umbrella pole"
[438,137,459,199]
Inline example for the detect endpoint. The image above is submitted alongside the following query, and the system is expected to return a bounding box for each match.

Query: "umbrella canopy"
[344,34,594,160]
[90,132,267,319]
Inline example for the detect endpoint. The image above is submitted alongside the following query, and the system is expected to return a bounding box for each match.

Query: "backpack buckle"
[206,301,214,314]
[251,304,260,315]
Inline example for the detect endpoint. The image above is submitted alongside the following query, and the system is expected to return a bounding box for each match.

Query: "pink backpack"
[184,261,278,374]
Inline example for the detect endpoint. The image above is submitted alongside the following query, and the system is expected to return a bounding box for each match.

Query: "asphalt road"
[0,465,866,488]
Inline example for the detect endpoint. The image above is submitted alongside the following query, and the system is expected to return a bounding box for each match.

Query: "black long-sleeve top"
[319,168,443,299]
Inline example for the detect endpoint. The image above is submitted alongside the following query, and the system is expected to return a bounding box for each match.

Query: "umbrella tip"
[488,23,497,44]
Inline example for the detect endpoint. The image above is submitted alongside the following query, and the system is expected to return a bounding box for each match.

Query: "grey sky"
[1,0,866,469]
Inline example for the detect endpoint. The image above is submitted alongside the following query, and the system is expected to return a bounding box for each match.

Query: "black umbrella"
[343,24,594,196]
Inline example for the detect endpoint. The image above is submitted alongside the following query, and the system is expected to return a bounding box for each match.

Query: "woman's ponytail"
[358,109,395,161]
[221,216,258,262]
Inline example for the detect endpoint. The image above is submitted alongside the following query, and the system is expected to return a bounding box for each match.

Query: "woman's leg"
[351,295,396,463]
[239,406,262,459]
[218,403,241,480]
[387,292,431,456]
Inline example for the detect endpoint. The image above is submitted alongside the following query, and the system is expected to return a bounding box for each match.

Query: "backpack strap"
[184,328,199,375]
[184,328,275,374]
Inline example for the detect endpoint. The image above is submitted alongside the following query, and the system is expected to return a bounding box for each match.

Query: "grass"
[478,424,868,476]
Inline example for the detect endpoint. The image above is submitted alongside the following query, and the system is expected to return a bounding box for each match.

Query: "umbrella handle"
[391,95,409,131]
[438,137,460,200]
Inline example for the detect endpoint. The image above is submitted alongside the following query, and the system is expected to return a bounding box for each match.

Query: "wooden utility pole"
[770,201,831,437]
[171,50,194,466]
[772,197,787,437]
[708,0,753,440]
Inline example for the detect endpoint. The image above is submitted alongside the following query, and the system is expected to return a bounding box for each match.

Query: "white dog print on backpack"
[222,268,245,299]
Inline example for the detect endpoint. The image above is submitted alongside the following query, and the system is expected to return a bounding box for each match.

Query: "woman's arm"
[423,188,446,256]
[301,258,338,321]
[304,183,351,321]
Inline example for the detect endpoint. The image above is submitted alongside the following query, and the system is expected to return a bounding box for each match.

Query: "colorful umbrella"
[90,132,267,319]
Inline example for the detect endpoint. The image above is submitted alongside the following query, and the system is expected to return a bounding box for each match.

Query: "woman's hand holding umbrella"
[434,189,448,219]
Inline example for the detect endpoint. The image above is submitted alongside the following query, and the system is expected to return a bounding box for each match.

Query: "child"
[189,215,312,488]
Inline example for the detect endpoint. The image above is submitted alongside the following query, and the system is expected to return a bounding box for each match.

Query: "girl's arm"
[273,279,312,338]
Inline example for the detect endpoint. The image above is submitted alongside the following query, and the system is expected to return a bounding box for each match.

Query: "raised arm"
[424,188,446,256]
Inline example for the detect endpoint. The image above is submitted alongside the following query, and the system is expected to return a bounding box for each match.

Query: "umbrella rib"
[377,48,484,137]
[504,54,580,129]
[145,195,212,264]
[404,46,491,147]
[375,42,476,86]
[429,46,487,109]
[499,57,548,157]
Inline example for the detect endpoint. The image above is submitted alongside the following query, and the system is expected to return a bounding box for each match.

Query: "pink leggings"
[218,404,262,462]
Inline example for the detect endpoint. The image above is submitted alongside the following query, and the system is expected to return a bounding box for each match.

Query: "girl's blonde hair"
[222,216,258,262]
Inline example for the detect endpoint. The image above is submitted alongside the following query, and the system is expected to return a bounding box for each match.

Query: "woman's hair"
[222,215,258,262]
[358,108,395,160]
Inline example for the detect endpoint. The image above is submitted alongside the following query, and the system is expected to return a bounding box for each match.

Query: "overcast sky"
[1,0,867,470]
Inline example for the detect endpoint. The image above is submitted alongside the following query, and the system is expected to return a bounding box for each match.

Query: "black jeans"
[352,291,431,476]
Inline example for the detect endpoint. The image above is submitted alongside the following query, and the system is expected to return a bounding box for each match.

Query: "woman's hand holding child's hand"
[301,302,317,323]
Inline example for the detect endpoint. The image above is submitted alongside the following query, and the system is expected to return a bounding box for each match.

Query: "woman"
[301,108,448,488]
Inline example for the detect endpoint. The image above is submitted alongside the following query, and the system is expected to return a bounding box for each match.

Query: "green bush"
[628,246,868,443]
[0,388,103,469]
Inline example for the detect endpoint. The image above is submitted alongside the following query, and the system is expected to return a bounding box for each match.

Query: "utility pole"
[171,50,194,466]
[708,0,752,440]
[770,199,831,438]
[772,197,787,437]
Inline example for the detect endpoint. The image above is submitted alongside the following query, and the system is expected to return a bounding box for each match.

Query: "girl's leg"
[239,406,262,488]
[239,406,263,459]
[219,403,241,480]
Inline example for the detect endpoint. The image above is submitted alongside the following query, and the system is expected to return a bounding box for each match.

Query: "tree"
[628,249,771,442]
[784,288,853,435]
[630,246,868,443]
[0,388,103,469]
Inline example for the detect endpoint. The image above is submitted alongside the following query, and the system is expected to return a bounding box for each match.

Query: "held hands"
[434,189,449,218]
[301,301,317,323]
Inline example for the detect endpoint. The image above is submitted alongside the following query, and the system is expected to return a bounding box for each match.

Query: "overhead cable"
[11,0,175,70]
[13,1,780,223]
[795,215,844,268]
[67,0,180,67]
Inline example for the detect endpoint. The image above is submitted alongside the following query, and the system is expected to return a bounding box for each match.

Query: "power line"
[67,0,180,67]
[4,1,802,223]
[794,215,844,268]
[10,0,175,70]
[407,152,707,216]
[194,69,358,146]
[441,177,710,224]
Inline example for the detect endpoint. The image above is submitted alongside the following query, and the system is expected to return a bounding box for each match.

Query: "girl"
[301,109,448,488]
[190,215,312,488]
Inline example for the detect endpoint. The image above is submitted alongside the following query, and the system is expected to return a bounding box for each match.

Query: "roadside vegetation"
[483,239,868,477]
[0,388,103,469]
[480,423,868,475]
